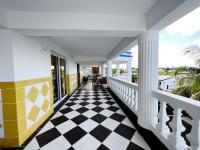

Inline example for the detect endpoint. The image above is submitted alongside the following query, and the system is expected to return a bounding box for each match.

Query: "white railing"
[152,90,200,150]
[108,76,200,150]
[108,77,138,114]
[112,73,129,82]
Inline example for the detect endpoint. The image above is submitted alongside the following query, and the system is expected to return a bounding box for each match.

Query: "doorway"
[51,55,67,104]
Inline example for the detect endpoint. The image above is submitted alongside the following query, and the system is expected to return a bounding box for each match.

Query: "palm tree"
[175,74,200,100]
[184,45,200,67]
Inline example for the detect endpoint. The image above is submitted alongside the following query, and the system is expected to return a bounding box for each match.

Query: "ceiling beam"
[0,6,7,28]
[7,11,146,37]
[147,0,200,30]
[12,29,140,37]
[73,56,106,63]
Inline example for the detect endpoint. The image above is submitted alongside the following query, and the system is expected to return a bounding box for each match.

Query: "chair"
[99,77,107,87]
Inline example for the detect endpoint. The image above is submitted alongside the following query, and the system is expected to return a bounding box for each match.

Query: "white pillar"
[101,63,105,77]
[107,60,112,77]
[127,60,132,82]
[116,63,120,75]
[137,30,159,129]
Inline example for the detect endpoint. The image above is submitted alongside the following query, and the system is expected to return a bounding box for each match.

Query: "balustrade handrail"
[152,90,200,150]
[108,77,139,114]
[109,77,200,150]
[152,90,200,114]
[109,77,138,90]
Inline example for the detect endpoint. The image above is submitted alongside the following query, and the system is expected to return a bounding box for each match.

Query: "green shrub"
[177,86,192,98]
[191,91,200,101]
[191,74,200,94]
[132,74,138,83]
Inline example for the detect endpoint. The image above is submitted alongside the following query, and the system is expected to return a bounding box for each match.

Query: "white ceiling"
[0,0,158,14]
[0,0,192,65]
[0,0,158,63]
[0,0,195,65]
[48,37,123,57]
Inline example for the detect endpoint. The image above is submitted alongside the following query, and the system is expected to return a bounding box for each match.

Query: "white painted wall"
[0,29,77,82]
[12,32,51,81]
[0,30,15,81]
[68,60,77,74]
[159,77,176,90]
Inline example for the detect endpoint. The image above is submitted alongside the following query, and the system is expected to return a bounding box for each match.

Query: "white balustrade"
[108,77,138,114]
[156,101,170,139]
[112,73,130,82]
[152,90,200,150]
[108,76,200,150]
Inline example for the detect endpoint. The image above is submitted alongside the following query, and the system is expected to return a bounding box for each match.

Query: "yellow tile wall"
[0,77,53,148]
[66,74,78,95]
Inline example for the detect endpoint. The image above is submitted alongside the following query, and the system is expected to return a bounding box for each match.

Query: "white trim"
[0,90,4,138]
[54,94,68,107]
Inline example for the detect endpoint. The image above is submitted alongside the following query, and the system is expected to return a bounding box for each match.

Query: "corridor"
[24,83,150,150]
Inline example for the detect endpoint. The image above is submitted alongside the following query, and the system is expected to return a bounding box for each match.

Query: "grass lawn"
[159,72,175,76]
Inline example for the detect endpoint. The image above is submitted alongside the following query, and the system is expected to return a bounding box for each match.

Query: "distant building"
[158,75,176,90]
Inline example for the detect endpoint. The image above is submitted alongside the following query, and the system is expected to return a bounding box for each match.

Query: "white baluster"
[156,101,170,139]
[168,107,187,150]
[119,83,122,99]
[119,83,121,96]
[129,87,132,106]
[126,86,129,103]
[116,82,119,96]
[123,85,125,100]
[131,89,135,108]
[126,87,129,104]
[126,86,128,103]
[131,89,134,107]
[188,114,200,150]
[124,85,126,101]
[120,84,122,99]
[135,90,138,112]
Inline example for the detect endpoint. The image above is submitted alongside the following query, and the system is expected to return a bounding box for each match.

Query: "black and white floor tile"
[24,83,150,150]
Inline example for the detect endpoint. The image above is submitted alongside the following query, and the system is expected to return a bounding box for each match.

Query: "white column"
[127,60,132,82]
[107,60,112,77]
[137,30,159,129]
[116,63,120,75]
[101,63,105,77]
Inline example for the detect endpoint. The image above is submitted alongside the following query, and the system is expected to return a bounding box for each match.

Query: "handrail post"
[107,60,112,87]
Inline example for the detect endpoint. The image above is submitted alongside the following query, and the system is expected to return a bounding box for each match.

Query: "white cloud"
[192,39,200,46]
[165,7,200,36]
[159,45,195,68]
[131,45,196,68]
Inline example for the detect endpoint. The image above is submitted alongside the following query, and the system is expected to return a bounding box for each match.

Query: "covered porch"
[24,82,150,150]
[0,0,200,150]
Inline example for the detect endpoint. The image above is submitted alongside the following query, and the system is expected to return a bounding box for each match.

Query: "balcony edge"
[107,87,168,150]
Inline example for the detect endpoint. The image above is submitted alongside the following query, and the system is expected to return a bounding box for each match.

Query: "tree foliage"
[174,74,200,100]
[132,74,138,83]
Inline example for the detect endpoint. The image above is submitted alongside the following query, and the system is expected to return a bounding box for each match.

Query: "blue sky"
[131,6,200,68]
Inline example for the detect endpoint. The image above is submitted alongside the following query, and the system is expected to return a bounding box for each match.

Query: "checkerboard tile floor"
[24,83,151,150]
